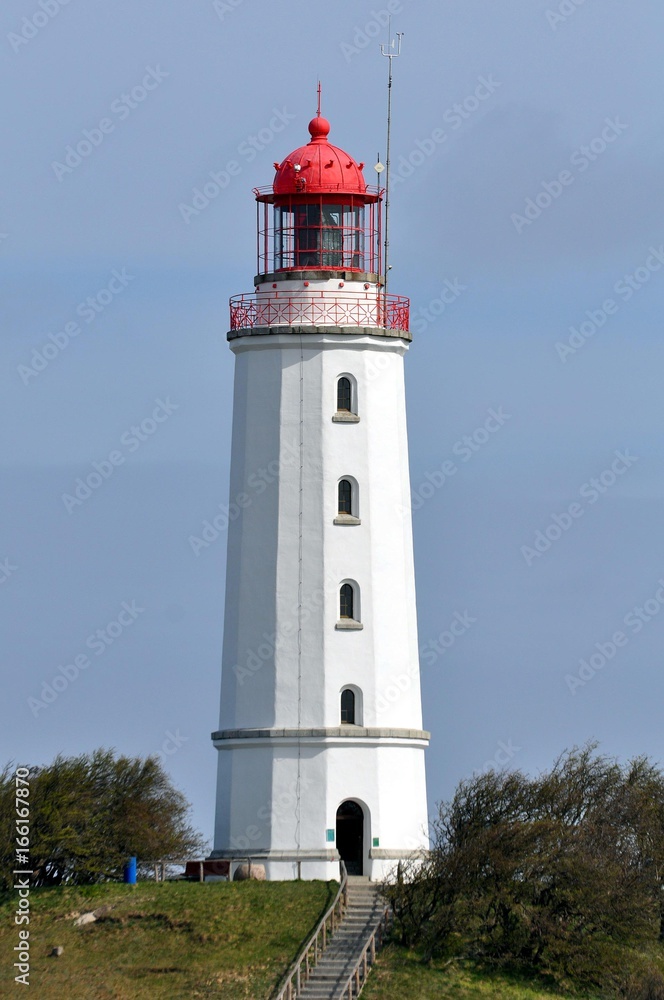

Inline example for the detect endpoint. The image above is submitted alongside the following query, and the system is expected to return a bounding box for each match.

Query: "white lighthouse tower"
[210,103,429,881]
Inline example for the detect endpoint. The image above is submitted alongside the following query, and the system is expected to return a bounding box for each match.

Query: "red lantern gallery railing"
[229,291,410,332]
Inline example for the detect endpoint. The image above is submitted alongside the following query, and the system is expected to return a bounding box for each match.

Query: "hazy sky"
[3,0,664,847]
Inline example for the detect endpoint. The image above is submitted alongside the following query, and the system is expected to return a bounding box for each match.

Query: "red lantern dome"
[272,116,369,198]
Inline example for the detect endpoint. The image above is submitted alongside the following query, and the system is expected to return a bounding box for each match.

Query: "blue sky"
[3,0,664,847]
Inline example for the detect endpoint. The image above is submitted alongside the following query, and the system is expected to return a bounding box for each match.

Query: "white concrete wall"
[214,739,429,880]
[213,326,429,877]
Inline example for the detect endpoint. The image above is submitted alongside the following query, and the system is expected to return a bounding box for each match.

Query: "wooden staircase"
[297,877,387,1000]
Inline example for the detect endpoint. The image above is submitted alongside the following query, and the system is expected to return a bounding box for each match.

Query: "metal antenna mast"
[379,22,403,324]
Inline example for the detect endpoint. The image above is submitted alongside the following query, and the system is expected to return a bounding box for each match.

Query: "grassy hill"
[0,879,333,999]
[361,945,604,999]
[2,880,660,999]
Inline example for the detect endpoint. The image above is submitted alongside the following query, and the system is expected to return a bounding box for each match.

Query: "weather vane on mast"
[316,80,322,117]
[378,21,403,324]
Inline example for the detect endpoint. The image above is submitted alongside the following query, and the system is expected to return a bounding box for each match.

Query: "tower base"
[207,847,425,882]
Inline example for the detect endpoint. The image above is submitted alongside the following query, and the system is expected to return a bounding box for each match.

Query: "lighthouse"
[210,102,430,881]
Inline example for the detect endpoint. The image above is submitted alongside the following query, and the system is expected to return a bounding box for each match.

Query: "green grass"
[0,879,334,999]
[360,945,605,1000]
[4,881,662,999]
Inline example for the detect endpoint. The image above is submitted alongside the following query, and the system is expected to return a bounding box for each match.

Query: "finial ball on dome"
[308,116,331,141]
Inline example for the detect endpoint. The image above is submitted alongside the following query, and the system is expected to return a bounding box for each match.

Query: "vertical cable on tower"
[294,336,305,860]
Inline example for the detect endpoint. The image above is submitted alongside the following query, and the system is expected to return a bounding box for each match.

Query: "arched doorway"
[336,800,364,876]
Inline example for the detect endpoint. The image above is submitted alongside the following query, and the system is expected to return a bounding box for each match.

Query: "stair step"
[281,884,388,1000]
[305,967,364,974]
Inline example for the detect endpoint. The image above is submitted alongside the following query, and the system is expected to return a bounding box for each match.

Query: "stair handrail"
[338,903,392,1000]
[272,860,349,1000]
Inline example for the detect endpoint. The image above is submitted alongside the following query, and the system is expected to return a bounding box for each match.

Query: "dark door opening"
[336,800,364,876]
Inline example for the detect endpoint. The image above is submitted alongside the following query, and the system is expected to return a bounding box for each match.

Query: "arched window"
[336,580,362,629]
[338,479,352,515]
[340,689,356,725]
[339,583,354,619]
[337,377,352,412]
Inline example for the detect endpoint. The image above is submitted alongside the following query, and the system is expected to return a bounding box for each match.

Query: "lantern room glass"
[273,200,367,271]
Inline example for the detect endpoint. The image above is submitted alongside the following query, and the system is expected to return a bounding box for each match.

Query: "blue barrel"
[123,856,137,884]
